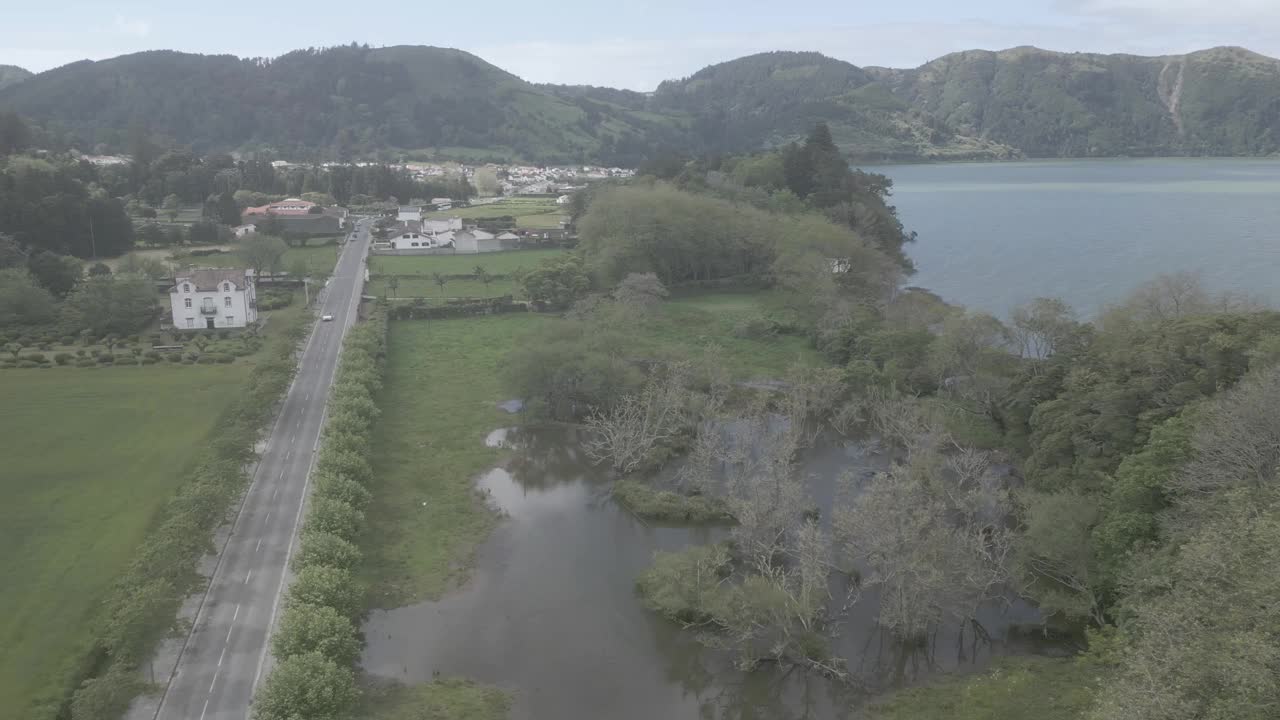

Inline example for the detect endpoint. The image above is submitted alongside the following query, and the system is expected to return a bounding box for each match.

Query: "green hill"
[868,45,1280,157]
[0,65,30,91]
[3,44,1280,162]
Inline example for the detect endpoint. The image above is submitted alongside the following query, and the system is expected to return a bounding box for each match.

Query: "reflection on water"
[362,427,1062,720]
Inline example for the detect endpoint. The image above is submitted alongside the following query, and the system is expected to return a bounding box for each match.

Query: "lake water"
[361,427,1057,720]
[862,159,1280,318]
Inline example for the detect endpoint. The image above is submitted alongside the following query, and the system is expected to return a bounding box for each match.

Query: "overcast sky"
[4,1,1280,90]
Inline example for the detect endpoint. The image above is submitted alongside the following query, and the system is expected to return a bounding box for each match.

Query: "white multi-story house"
[169,268,258,330]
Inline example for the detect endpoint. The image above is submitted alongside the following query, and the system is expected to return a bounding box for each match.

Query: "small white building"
[453,229,501,254]
[169,268,257,330]
[423,217,463,234]
[431,197,453,211]
[233,224,257,238]
[555,194,571,205]
[397,205,423,222]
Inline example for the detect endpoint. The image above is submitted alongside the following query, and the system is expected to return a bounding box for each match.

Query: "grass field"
[0,365,250,717]
[369,248,564,277]
[427,197,567,230]
[361,314,552,608]
[358,678,509,720]
[366,277,520,300]
[635,292,820,378]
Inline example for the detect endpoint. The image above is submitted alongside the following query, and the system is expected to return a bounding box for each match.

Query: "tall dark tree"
[27,250,83,297]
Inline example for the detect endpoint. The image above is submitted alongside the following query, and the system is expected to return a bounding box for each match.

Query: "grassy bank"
[0,366,249,717]
[870,656,1099,720]
[366,276,519,300]
[361,314,550,607]
[357,678,509,720]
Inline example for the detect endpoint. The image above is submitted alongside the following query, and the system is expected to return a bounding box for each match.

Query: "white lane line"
[225,624,234,643]
[272,487,279,500]
[286,449,292,460]
[255,538,262,552]
[209,667,219,692]
[278,471,284,480]
[264,511,271,524]
[217,645,227,667]
[199,698,210,720]
[245,569,253,584]
[233,603,240,621]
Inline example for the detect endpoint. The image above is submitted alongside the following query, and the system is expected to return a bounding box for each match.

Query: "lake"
[862,159,1280,318]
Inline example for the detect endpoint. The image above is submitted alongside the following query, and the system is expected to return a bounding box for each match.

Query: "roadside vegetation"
[255,306,387,720]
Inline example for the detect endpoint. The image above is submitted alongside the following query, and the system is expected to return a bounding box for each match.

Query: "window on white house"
[226,315,234,325]
[224,296,232,307]
[183,283,190,293]
[186,318,194,328]
[185,298,192,308]
[224,282,231,291]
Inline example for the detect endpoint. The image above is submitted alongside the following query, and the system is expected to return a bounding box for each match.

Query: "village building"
[169,268,257,330]
[241,198,346,236]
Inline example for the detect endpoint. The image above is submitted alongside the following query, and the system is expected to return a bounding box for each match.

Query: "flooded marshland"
[361,426,1063,720]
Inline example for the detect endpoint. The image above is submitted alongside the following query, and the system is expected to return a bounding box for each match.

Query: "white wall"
[170,280,257,330]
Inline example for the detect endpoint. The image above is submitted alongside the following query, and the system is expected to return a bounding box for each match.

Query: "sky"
[4,0,1280,90]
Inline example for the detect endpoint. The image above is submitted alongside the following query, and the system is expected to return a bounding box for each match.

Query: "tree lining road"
[152,219,371,720]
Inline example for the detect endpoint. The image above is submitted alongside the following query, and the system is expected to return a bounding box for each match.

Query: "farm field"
[0,365,250,718]
[366,276,519,300]
[426,196,567,229]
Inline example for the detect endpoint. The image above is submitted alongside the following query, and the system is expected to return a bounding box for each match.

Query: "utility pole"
[88,214,97,260]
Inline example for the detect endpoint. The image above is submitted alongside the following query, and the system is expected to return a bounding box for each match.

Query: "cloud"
[113,16,151,38]
[471,16,1280,90]
[1056,0,1280,24]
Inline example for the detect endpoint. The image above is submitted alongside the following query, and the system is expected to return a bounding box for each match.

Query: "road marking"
[256,538,262,552]
[233,603,240,621]
[225,624,234,643]
[199,698,210,720]
[217,645,227,667]
[264,511,271,524]
[286,449,292,460]
[278,471,284,480]
[245,569,253,584]
[209,667,219,692]
[272,487,279,500]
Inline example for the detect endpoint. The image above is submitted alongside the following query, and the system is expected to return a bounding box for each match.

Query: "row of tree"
[253,308,388,720]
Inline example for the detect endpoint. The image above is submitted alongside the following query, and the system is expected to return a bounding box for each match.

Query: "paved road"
[154,219,371,720]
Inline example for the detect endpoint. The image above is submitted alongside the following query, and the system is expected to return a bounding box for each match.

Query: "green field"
[361,315,551,608]
[0,365,250,717]
[366,277,519,300]
[369,248,564,277]
[870,656,1099,720]
[427,197,566,229]
[637,293,820,377]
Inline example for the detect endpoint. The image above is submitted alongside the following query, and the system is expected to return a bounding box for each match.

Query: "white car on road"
[321,314,334,322]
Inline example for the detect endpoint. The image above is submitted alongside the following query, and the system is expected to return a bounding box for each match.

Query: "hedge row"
[254,305,388,720]
[52,315,311,720]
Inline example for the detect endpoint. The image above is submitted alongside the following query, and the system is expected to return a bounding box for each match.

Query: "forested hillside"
[4,44,1280,162]
[870,46,1280,157]
[0,66,29,91]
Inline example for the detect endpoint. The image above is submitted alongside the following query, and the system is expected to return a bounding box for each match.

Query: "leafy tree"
[385,275,399,299]
[295,530,362,572]
[271,603,361,666]
[88,262,112,277]
[161,193,182,222]
[251,651,358,720]
[27,250,83,297]
[431,272,448,298]
[240,235,288,277]
[513,255,590,309]
[188,220,220,245]
[473,265,491,290]
[0,268,57,325]
[472,167,501,196]
[61,276,158,336]
[216,190,241,226]
[285,565,362,619]
[137,224,168,247]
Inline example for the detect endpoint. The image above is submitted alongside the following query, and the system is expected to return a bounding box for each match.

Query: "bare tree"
[1008,297,1079,360]
[584,365,691,473]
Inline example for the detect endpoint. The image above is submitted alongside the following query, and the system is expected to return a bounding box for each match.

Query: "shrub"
[144,350,161,361]
[76,349,87,357]
[97,354,114,364]
[18,360,38,368]
[54,352,73,365]
[271,603,361,666]
[293,531,362,572]
[313,473,372,509]
[285,566,362,619]
[307,498,364,540]
[38,342,52,351]
[61,336,76,345]
[166,352,182,363]
[26,353,47,363]
[251,651,358,720]
[90,349,102,358]
[217,330,230,340]
[141,357,159,365]
[75,359,96,368]
[181,358,195,365]
[733,314,781,339]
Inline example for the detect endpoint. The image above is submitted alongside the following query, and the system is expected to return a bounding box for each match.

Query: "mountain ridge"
[3,44,1279,162]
